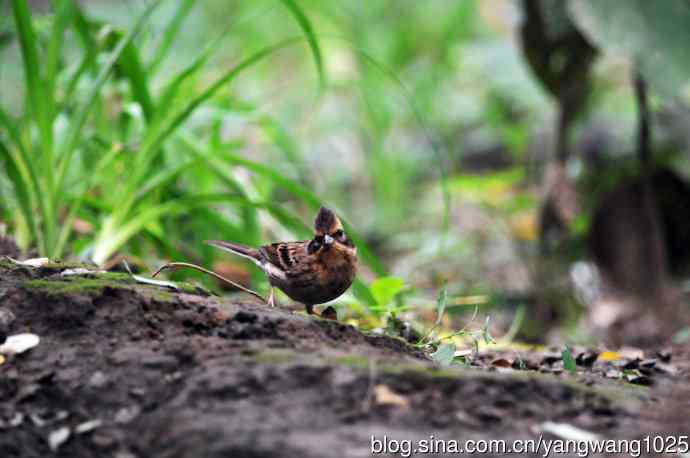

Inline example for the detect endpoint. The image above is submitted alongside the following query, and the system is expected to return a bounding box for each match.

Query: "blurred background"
[2,0,690,347]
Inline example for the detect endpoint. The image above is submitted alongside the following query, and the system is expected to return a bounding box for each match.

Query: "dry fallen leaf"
[7,257,50,267]
[374,384,409,408]
[491,358,513,368]
[598,351,622,362]
[0,354,5,365]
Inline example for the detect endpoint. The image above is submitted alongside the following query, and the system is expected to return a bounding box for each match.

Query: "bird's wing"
[259,242,307,272]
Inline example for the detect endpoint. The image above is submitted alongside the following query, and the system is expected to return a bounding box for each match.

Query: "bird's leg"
[305,304,315,315]
[267,287,276,307]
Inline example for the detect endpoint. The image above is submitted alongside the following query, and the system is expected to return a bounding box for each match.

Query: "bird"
[206,207,357,316]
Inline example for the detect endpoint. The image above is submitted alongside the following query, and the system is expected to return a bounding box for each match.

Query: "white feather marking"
[262,261,287,280]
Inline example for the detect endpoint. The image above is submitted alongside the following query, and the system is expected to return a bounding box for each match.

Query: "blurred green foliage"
[1,0,689,339]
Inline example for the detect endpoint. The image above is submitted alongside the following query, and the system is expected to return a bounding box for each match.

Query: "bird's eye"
[308,238,322,254]
[334,229,345,240]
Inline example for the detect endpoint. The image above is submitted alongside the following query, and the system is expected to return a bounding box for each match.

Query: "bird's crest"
[314,206,342,235]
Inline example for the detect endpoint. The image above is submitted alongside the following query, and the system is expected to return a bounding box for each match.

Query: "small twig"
[152,262,267,303]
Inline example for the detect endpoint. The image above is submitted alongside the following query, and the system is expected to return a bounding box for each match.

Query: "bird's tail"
[205,240,262,266]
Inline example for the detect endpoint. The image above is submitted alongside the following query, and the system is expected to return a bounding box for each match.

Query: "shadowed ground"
[0,260,688,457]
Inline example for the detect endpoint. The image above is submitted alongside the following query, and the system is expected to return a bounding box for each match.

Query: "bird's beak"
[323,234,334,245]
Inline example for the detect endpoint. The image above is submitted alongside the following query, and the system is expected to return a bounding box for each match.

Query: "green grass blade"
[45,0,72,119]
[54,142,123,257]
[153,36,219,125]
[119,41,155,122]
[137,38,302,172]
[62,0,98,103]
[257,116,311,186]
[355,46,451,238]
[0,138,40,251]
[0,106,27,155]
[212,149,387,276]
[110,38,304,227]
[70,0,97,66]
[133,159,199,202]
[280,0,326,88]
[91,193,244,264]
[0,106,50,243]
[177,137,262,245]
[12,0,52,158]
[55,0,161,194]
[147,0,194,76]
[153,7,273,124]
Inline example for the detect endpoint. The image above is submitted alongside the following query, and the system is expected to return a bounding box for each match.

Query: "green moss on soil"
[254,349,301,365]
[18,268,201,299]
[21,273,136,296]
[329,355,371,369]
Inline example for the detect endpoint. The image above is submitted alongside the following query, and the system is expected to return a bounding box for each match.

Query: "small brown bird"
[206,207,357,316]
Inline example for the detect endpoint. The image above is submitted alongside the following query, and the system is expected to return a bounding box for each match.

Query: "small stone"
[92,432,116,448]
[129,387,146,398]
[48,426,71,451]
[604,369,621,379]
[114,406,140,424]
[8,412,24,427]
[75,419,103,434]
[88,371,108,388]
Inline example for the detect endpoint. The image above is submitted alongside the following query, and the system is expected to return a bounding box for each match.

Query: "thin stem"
[152,261,267,303]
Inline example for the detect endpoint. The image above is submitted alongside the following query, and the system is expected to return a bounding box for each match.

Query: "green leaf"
[351,279,377,307]
[370,276,405,307]
[431,342,456,366]
[562,345,577,374]
[570,0,690,98]
[672,327,690,344]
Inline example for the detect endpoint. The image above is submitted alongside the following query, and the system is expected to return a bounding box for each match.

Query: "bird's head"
[309,206,355,254]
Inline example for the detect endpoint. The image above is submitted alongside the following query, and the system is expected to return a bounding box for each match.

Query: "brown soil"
[1,259,689,457]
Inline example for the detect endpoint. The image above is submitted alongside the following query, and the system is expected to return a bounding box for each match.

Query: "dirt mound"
[0,260,687,457]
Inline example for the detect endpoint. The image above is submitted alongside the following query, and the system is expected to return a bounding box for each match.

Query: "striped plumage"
[207,207,357,315]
